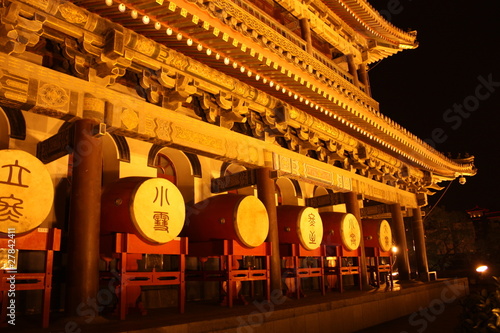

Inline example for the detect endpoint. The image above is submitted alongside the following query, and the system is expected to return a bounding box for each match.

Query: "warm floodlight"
[476,265,488,273]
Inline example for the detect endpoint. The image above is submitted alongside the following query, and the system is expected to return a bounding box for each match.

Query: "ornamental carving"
[172,126,225,152]
[38,83,69,108]
[0,68,29,107]
[121,108,139,130]
[135,36,157,57]
[163,48,189,72]
[58,3,88,25]
[155,118,172,141]
[144,116,157,138]
[186,58,233,91]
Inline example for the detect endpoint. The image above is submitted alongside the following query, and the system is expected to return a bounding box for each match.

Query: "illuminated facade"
[0,0,475,330]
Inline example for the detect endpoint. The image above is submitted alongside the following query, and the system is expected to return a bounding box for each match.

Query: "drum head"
[296,207,323,250]
[130,178,185,244]
[340,213,361,251]
[378,220,392,252]
[0,150,54,234]
[234,196,269,248]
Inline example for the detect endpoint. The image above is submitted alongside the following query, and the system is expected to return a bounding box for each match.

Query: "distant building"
[467,206,500,222]
[466,206,500,264]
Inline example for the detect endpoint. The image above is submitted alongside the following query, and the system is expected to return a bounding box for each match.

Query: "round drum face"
[297,207,323,250]
[340,213,361,251]
[0,150,54,234]
[234,196,269,248]
[379,220,392,252]
[130,178,185,244]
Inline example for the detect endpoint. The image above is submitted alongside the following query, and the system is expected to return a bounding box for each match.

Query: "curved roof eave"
[322,0,418,52]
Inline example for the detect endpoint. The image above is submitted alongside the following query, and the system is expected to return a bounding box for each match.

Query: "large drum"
[184,194,269,248]
[320,212,361,251]
[0,149,54,234]
[277,205,323,251]
[101,177,185,244]
[362,219,393,252]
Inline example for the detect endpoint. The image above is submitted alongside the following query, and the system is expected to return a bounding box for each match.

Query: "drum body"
[320,212,361,251]
[184,194,269,248]
[277,205,323,251]
[362,219,393,252]
[101,177,185,244]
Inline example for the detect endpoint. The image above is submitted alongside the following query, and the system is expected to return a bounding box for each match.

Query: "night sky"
[368,0,500,212]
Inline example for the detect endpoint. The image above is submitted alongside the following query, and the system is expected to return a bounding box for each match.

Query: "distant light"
[476,265,488,273]
[391,246,398,253]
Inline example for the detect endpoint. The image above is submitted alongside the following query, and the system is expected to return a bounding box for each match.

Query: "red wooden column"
[344,192,369,288]
[256,167,282,295]
[411,208,430,281]
[346,55,361,89]
[390,203,411,281]
[358,63,372,97]
[299,18,313,54]
[66,119,103,315]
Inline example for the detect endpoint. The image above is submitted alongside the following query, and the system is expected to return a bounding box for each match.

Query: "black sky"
[367,0,500,212]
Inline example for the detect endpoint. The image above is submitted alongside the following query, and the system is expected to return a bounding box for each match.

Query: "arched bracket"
[3,107,26,140]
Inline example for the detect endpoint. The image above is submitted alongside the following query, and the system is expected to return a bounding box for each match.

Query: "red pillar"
[299,18,313,54]
[390,203,411,281]
[346,54,361,89]
[412,208,430,281]
[344,192,370,288]
[358,63,372,97]
[256,167,282,295]
[66,119,102,315]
